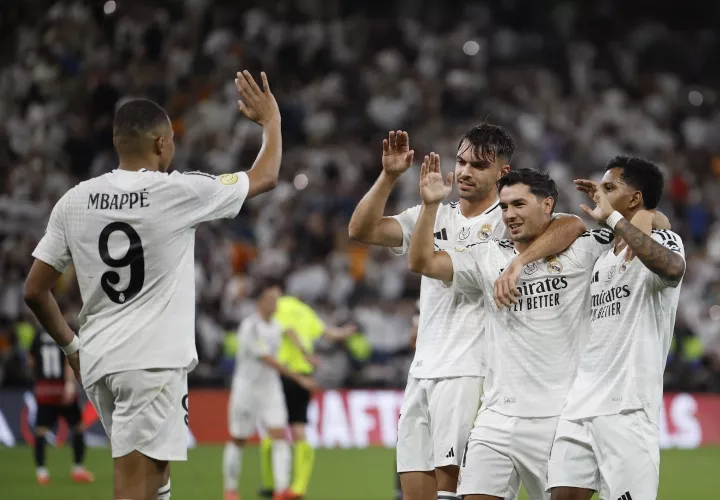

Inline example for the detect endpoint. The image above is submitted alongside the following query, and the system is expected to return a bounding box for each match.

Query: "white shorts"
[548,411,659,500]
[396,375,483,473]
[86,368,188,461]
[228,375,288,439]
[457,409,559,500]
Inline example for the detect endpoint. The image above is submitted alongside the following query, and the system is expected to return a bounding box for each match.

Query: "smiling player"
[349,126,585,500]
[549,156,686,500]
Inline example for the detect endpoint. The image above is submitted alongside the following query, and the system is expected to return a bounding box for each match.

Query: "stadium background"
[1,0,719,498]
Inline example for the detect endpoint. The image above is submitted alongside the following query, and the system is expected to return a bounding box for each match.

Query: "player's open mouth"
[508,223,522,231]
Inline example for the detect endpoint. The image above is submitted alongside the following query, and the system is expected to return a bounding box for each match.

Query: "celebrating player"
[23,70,282,500]
[407,160,615,500]
[224,282,318,500]
[349,126,585,500]
[548,156,686,500]
[28,330,94,485]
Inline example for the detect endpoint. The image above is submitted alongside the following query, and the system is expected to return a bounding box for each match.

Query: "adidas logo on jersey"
[580,229,614,245]
[617,492,633,500]
[434,228,448,241]
[445,447,455,458]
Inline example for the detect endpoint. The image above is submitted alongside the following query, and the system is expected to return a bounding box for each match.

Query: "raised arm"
[348,131,414,247]
[494,215,586,308]
[408,153,455,281]
[234,71,282,199]
[576,179,685,284]
[612,216,685,283]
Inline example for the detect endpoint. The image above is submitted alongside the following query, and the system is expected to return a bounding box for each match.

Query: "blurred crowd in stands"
[1,0,720,391]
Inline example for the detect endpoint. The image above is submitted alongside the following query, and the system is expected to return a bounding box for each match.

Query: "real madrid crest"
[545,255,563,274]
[478,223,492,240]
[606,266,616,283]
[459,226,470,240]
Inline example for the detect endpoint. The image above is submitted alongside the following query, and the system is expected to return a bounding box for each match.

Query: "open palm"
[382,130,414,177]
[419,153,453,204]
[575,179,614,222]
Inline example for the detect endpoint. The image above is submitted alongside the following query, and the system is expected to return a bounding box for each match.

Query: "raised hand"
[235,71,280,126]
[419,153,453,205]
[382,130,415,178]
[574,179,614,223]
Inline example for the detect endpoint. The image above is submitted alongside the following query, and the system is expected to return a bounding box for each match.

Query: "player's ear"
[496,163,511,180]
[155,135,165,156]
[542,196,554,215]
[628,190,643,211]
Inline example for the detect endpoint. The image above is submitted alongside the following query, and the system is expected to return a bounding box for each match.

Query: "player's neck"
[258,309,272,322]
[613,207,637,254]
[118,157,159,172]
[459,194,498,219]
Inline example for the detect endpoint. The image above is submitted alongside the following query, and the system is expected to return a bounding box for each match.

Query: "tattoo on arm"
[614,219,685,282]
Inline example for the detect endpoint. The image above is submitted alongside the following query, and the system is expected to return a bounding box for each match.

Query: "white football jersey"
[32,168,250,388]
[392,201,506,379]
[448,229,615,417]
[233,312,284,384]
[561,230,685,425]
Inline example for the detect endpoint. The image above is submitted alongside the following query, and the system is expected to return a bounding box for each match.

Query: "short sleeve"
[649,230,686,288]
[178,171,250,225]
[32,193,72,273]
[447,245,485,294]
[389,205,421,256]
[567,228,615,268]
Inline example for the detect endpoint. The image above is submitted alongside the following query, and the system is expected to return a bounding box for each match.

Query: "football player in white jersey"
[224,281,317,500]
[23,71,282,500]
[548,157,686,500]
[408,160,615,500]
[349,126,585,500]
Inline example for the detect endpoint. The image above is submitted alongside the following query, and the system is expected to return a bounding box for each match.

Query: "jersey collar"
[456,199,500,219]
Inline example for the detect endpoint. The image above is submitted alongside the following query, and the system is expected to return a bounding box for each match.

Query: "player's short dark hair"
[605,155,664,210]
[255,278,285,298]
[497,168,558,211]
[113,98,169,140]
[457,123,515,163]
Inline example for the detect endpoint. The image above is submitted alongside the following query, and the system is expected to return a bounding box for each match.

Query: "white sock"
[437,491,460,500]
[158,479,171,500]
[36,467,49,476]
[223,442,243,492]
[271,439,291,491]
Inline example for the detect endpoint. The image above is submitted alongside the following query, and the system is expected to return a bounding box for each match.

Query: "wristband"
[605,211,624,230]
[61,335,80,356]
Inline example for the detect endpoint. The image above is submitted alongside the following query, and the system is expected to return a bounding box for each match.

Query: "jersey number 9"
[98,222,145,304]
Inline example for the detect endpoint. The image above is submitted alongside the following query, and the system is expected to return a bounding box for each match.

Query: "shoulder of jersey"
[651,229,683,249]
[579,228,614,244]
[181,170,216,179]
[651,229,682,240]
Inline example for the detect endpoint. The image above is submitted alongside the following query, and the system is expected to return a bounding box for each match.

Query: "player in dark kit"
[28,331,94,485]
